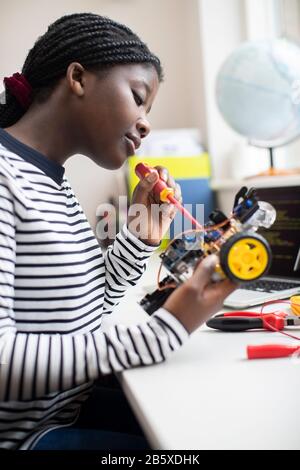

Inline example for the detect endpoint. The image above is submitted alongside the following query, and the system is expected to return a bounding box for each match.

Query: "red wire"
[259,300,300,341]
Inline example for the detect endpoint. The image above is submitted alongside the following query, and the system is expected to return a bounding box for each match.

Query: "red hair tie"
[3,72,32,110]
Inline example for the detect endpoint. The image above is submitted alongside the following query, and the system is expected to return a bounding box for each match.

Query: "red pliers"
[206,311,300,332]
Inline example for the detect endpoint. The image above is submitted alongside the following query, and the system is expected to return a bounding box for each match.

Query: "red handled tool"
[206,311,300,332]
[206,300,300,359]
[135,162,203,230]
[206,310,300,359]
[247,344,300,359]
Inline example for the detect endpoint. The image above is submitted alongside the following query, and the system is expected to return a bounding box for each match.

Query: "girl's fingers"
[154,166,182,203]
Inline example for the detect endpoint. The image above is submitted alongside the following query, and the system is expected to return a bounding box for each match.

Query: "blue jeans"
[32,379,149,450]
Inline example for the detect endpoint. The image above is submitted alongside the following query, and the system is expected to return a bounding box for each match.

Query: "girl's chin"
[104,154,127,170]
[90,150,125,170]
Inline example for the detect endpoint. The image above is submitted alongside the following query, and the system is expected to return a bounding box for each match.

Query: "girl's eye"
[132,90,143,106]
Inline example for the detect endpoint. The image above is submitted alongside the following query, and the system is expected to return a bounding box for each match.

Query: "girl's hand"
[127,166,182,246]
[163,255,237,334]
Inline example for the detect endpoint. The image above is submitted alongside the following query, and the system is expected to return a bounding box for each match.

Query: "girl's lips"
[124,136,136,156]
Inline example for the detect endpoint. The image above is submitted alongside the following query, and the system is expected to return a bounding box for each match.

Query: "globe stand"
[255,147,300,177]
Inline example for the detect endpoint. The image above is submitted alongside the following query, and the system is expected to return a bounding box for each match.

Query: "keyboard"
[244,279,300,293]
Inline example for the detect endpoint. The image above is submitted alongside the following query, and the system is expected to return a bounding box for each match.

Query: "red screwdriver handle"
[247,344,300,359]
[135,162,156,179]
[135,162,174,203]
[135,162,203,230]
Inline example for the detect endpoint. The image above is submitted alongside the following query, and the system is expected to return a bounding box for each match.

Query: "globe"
[216,38,300,148]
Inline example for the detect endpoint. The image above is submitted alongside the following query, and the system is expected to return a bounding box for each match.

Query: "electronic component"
[140,186,276,315]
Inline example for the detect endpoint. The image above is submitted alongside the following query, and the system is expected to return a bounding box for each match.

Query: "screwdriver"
[247,344,300,359]
[135,162,203,230]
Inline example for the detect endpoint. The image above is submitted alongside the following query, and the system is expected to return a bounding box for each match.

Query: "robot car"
[140,186,276,315]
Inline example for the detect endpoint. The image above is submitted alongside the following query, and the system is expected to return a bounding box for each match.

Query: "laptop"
[224,185,300,309]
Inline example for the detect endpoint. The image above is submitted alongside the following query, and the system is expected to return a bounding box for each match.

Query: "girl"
[0,13,235,450]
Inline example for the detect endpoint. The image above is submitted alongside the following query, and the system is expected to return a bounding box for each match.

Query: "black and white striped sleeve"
[0,172,189,402]
[102,224,158,314]
[0,306,189,401]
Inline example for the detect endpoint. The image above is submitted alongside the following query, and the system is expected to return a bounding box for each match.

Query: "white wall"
[197,0,300,181]
[0,0,206,228]
[2,0,297,228]
[197,0,247,180]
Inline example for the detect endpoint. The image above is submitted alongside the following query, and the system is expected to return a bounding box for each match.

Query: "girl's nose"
[136,117,150,139]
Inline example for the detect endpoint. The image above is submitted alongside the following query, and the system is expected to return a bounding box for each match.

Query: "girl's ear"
[67,62,85,97]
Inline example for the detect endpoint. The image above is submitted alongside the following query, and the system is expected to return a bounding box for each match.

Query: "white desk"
[106,254,300,450]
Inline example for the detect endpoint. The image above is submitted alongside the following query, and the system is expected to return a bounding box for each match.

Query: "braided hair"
[0,12,163,128]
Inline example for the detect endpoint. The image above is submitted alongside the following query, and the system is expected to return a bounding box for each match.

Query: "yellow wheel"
[220,232,272,283]
[291,296,300,317]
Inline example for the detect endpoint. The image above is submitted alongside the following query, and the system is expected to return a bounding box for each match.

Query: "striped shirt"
[0,128,189,450]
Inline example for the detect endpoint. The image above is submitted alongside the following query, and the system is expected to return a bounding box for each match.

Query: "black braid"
[0,12,163,128]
